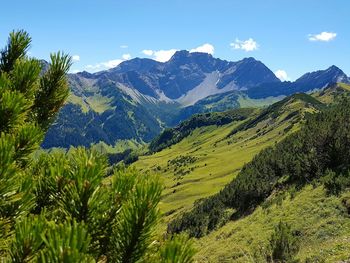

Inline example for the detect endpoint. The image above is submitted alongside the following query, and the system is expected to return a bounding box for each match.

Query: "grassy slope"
[137,120,285,218]
[67,93,114,114]
[134,90,350,262]
[134,95,319,224]
[91,139,144,154]
[196,186,350,262]
[237,93,284,108]
[315,82,350,104]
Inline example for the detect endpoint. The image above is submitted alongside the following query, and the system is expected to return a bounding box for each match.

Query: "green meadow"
[134,93,319,222]
[132,86,350,261]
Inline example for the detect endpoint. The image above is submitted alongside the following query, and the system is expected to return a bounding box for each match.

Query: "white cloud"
[102,59,123,68]
[142,49,178,62]
[85,64,98,70]
[72,55,80,62]
[308,31,337,42]
[142,49,154,56]
[85,59,123,72]
[190,43,215,54]
[274,69,290,81]
[153,49,178,62]
[84,53,133,73]
[120,45,128,49]
[230,38,259,52]
[141,43,214,62]
[69,69,81,74]
[122,53,131,60]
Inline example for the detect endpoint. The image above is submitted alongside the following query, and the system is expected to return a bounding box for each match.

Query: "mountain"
[296,65,348,86]
[86,50,280,104]
[42,51,349,148]
[42,72,177,148]
[247,65,350,98]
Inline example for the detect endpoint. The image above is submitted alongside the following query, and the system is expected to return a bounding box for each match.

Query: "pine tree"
[0,30,194,262]
[0,30,71,225]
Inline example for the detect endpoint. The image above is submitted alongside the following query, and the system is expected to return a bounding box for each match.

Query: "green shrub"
[322,170,350,195]
[0,30,195,262]
[158,234,196,263]
[267,222,299,262]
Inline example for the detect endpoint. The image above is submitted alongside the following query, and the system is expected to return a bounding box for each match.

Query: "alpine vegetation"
[0,30,195,262]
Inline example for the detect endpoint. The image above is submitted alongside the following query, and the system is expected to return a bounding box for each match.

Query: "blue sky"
[0,0,349,80]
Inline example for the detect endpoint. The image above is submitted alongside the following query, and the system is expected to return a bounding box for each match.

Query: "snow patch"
[177,71,238,106]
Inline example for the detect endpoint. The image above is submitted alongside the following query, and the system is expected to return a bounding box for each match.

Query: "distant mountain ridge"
[247,64,349,98]
[76,50,280,104]
[42,51,350,148]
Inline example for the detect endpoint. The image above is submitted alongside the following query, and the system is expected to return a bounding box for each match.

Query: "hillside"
[195,186,350,262]
[41,73,178,148]
[132,86,350,261]
[316,82,350,104]
[159,88,350,261]
[228,93,325,136]
[134,92,323,223]
[191,94,350,261]
[149,108,255,153]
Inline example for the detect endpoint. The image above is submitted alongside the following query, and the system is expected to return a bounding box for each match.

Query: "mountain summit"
[296,65,349,87]
[76,51,280,104]
[42,53,349,148]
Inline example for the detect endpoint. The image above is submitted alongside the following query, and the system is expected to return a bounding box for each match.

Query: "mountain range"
[42,50,350,148]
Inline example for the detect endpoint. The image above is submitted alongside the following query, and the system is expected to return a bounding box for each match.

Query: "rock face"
[88,50,280,103]
[295,65,349,89]
[42,51,349,148]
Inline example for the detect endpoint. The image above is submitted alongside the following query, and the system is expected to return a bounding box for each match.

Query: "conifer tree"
[0,30,194,262]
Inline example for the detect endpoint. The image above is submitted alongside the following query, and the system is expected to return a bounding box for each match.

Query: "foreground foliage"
[0,30,194,262]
